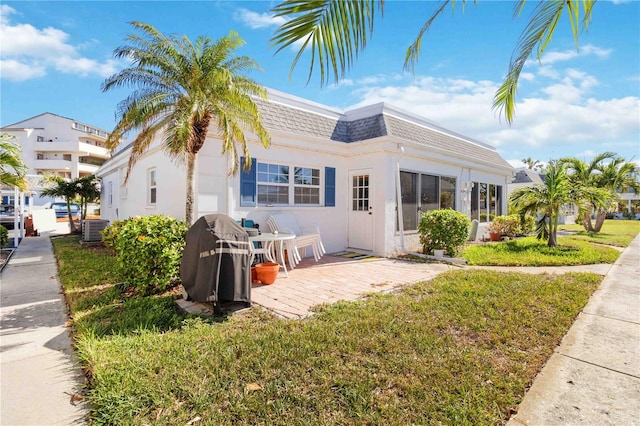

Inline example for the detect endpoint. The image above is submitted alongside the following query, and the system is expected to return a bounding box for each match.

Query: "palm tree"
[102,22,270,225]
[510,161,574,247]
[40,175,79,233]
[592,155,639,232]
[75,175,101,219]
[521,157,542,171]
[271,0,595,124]
[561,152,639,232]
[0,133,27,190]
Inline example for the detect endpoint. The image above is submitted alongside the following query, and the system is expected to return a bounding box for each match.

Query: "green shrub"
[479,212,496,222]
[101,219,125,250]
[114,215,188,295]
[493,215,521,238]
[418,209,471,256]
[520,214,536,234]
[0,225,8,248]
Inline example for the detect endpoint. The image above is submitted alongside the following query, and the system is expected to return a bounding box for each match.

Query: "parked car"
[49,202,81,220]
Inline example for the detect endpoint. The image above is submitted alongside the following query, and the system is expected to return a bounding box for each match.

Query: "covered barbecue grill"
[180,214,253,312]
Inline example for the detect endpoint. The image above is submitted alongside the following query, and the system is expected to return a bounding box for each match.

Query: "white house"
[1,113,111,207]
[96,89,514,256]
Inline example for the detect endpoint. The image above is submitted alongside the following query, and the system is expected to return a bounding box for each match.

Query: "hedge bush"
[113,215,188,295]
[418,209,471,256]
[493,215,521,238]
[0,225,8,248]
[100,219,125,251]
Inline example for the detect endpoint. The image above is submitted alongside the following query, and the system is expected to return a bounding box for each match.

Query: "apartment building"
[1,112,111,207]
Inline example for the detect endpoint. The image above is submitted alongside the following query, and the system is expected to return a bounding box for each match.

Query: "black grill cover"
[180,214,251,305]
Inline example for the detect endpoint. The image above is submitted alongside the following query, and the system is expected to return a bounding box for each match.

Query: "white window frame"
[148,168,157,206]
[257,161,322,206]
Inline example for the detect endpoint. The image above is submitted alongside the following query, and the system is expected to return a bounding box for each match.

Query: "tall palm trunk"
[185,151,196,226]
[184,115,211,226]
[548,213,558,247]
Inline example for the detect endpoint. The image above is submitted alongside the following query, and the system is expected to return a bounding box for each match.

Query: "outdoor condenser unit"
[82,219,109,242]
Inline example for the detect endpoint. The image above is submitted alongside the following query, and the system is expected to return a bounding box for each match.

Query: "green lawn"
[559,219,640,247]
[462,220,639,266]
[53,236,601,425]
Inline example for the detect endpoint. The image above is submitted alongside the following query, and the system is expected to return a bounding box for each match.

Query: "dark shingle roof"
[256,96,512,169]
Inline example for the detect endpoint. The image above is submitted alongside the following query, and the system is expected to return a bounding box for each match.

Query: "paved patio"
[250,254,454,319]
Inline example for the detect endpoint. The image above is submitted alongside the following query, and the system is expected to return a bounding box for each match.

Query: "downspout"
[394,143,466,264]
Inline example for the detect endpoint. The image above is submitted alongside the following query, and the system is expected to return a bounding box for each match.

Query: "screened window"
[399,171,457,231]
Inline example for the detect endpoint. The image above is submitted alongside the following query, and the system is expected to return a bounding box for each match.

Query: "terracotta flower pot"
[254,262,279,285]
[489,231,501,242]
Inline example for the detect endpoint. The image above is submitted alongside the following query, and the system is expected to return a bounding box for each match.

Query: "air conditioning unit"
[82,219,109,242]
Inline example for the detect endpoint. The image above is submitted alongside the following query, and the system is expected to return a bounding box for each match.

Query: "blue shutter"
[1,196,7,205]
[240,157,257,207]
[325,167,336,207]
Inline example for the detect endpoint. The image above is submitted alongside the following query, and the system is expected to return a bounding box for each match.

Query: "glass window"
[400,171,418,230]
[257,162,321,206]
[148,168,157,205]
[471,182,479,221]
[421,174,439,212]
[398,171,457,231]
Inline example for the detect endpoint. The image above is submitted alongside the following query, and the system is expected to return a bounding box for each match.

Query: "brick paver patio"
[251,254,453,319]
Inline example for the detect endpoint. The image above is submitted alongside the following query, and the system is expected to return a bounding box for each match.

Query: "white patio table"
[248,232,295,277]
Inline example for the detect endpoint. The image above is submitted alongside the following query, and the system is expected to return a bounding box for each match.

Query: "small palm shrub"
[100,219,125,251]
[493,215,521,238]
[113,215,188,295]
[0,225,8,248]
[418,209,471,256]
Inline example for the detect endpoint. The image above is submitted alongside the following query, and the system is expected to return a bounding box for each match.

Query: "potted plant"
[487,222,503,241]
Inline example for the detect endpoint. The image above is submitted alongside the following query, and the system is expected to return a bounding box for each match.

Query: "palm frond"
[271,0,380,85]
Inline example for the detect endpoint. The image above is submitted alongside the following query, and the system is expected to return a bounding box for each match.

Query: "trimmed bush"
[493,215,521,238]
[100,219,125,251]
[418,209,471,256]
[114,215,188,295]
[520,214,536,234]
[0,225,8,248]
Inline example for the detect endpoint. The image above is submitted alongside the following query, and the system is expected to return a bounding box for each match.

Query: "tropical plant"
[271,0,596,124]
[418,209,470,256]
[40,175,80,233]
[112,215,188,295]
[0,133,27,190]
[521,157,542,171]
[102,22,271,226]
[561,152,639,233]
[492,215,521,238]
[74,175,101,219]
[510,161,574,247]
[0,225,8,248]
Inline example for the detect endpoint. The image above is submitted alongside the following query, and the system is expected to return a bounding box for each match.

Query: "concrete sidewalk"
[507,233,640,425]
[1,227,88,425]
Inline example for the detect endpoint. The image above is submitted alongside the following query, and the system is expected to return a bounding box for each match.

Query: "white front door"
[348,170,374,251]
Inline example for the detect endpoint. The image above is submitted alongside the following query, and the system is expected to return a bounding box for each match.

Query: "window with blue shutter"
[325,167,336,207]
[240,157,257,207]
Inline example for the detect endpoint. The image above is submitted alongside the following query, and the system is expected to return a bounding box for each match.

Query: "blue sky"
[1,1,638,167]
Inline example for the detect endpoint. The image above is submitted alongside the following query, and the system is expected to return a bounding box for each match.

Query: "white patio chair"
[266,213,325,269]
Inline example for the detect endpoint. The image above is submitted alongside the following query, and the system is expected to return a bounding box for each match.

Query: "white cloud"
[539,44,611,65]
[233,8,286,29]
[343,69,639,163]
[0,7,118,81]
